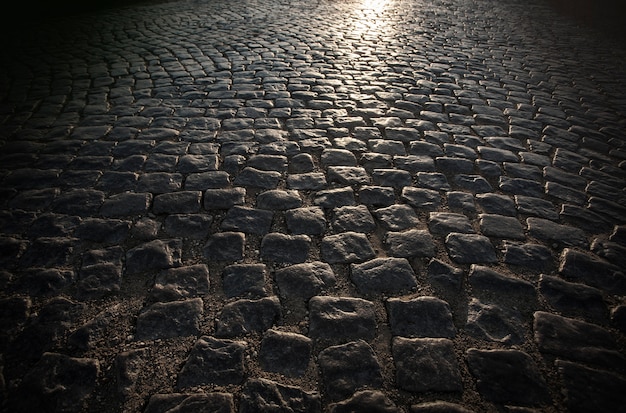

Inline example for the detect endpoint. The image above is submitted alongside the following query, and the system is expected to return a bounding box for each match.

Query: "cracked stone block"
[150,264,210,302]
[145,393,235,413]
[385,229,436,258]
[351,258,417,295]
[321,232,375,264]
[393,337,462,393]
[466,298,525,344]
[558,248,626,295]
[445,233,497,264]
[387,296,456,338]
[219,263,267,298]
[135,298,203,340]
[177,336,246,388]
[204,232,245,261]
[329,390,401,413]
[285,207,327,235]
[428,212,474,235]
[319,340,383,401]
[260,233,310,263]
[239,378,321,413]
[9,352,99,412]
[557,360,626,413]
[275,261,336,301]
[222,206,274,235]
[533,311,625,371]
[466,349,551,405]
[256,189,302,210]
[215,297,281,337]
[125,239,182,274]
[259,329,312,377]
[203,188,246,209]
[308,296,376,343]
[331,205,376,233]
[539,275,608,323]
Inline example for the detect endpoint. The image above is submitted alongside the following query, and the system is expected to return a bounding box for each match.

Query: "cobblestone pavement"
[1,0,626,411]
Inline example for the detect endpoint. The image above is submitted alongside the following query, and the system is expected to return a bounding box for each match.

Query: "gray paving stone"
[215,297,282,337]
[445,233,497,264]
[222,264,267,299]
[256,189,302,210]
[153,191,202,214]
[247,154,288,172]
[135,298,203,340]
[259,329,312,377]
[150,264,210,302]
[358,185,396,206]
[9,352,99,413]
[261,233,310,263]
[239,378,321,413]
[234,167,282,188]
[203,188,246,210]
[475,193,516,216]
[401,187,442,210]
[321,232,375,264]
[410,401,474,413]
[285,207,327,235]
[387,296,455,338]
[144,393,235,413]
[328,166,371,185]
[331,205,376,233]
[318,340,383,401]
[466,349,551,405]
[466,298,525,344]
[221,206,274,234]
[534,311,625,371]
[177,336,246,388]
[374,205,420,231]
[503,242,553,270]
[125,239,182,274]
[100,192,152,217]
[435,156,474,174]
[527,217,588,248]
[313,187,355,208]
[428,212,474,235]
[136,172,183,193]
[329,391,401,413]
[538,275,607,323]
[393,337,462,393]
[350,258,417,295]
[204,232,245,261]
[384,229,436,258]
[163,214,213,239]
[287,172,328,190]
[454,174,492,193]
[479,214,525,240]
[558,248,626,294]
[417,172,450,191]
[469,265,535,304]
[74,218,130,244]
[446,191,477,213]
[308,296,376,343]
[556,360,626,413]
[372,168,412,187]
[499,177,543,197]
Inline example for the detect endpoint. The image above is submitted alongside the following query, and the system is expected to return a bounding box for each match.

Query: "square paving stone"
[445,233,497,264]
[384,229,436,258]
[321,232,375,264]
[318,340,383,401]
[275,261,336,301]
[150,264,210,302]
[285,207,327,235]
[351,257,417,295]
[466,348,551,405]
[204,232,245,261]
[177,336,246,388]
[308,296,376,343]
[222,264,267,298]
[259,329,312,377]
[387,296,456,338]
[260,233,310,263]
[135,298,203,340]
[393,337,463,393]
[215,297,282,337]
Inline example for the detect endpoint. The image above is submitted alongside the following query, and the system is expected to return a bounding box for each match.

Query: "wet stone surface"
[1,0,625,411]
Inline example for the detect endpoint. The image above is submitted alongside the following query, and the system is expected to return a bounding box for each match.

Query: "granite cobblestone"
[1,0,625,411]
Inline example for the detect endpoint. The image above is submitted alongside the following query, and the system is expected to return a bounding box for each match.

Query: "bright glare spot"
[361,0,388,12]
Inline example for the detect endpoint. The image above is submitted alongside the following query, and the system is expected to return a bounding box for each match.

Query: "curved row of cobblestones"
[1,0,625,412]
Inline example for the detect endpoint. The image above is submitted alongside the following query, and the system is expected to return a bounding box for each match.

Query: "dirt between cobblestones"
[1,0,626,412]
